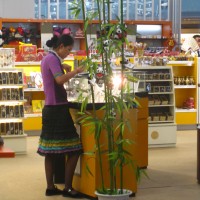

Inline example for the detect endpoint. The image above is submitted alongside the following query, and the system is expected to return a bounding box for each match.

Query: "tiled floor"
[0,130,200,200]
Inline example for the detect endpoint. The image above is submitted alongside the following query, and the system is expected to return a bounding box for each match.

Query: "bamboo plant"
[70,0,143,195]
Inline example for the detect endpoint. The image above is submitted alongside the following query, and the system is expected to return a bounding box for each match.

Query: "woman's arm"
[55,66,85,85]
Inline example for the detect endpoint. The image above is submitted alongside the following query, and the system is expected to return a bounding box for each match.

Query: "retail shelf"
[0,118,23,122]
[0,84,23,88]
[168,61,194,66]
[175,108,197,113]
[149,121,174,124]
[149,92,173,95]
[2,134,27,138]
[24,88,44,92]
[15,62,41,66]
[174,85,196,89]
[24,113,42,118]
[149,104,174,107]
[146,79,173,82]
[0,100,26,105]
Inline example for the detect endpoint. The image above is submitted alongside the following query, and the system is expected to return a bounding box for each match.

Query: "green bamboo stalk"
[119,0,124,194]
[102,0,116,192]
[80,0,105,191]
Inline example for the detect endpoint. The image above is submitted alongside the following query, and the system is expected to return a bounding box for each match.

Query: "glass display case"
[66,70,139,103]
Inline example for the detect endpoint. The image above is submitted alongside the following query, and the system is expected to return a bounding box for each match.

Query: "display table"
[69,92,148,197]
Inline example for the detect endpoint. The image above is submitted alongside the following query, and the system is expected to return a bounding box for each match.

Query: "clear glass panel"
[93,1,99,20]
[123,0,127,20]
[154,0,160,20]
[161,0,168,20]
[85,0,93,14]
[41,0,48,19]
[50,0,57,19]
[111,0,119,20]
[137,0,144,20]
[129,0,136,20]
[35,0,39,18]
[59,0,66,19]
[68,0,82,19]
[145,0,153,20]
[68,0,74,19]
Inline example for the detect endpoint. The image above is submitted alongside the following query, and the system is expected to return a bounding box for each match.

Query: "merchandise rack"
[133,65,176,147]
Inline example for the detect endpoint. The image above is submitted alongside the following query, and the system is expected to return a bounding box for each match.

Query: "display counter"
[67,92,148,197]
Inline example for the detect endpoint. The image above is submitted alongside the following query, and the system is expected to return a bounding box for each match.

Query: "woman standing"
[37,34,84,198]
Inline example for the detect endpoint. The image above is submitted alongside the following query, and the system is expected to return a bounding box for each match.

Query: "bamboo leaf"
[75,9,81,18]
[68,7,79,11]
[86,163,94,177]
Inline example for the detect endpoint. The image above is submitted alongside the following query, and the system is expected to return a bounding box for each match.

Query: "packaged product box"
[1,123,6,135]
[19,88,24,100]
[6,106,10,118]
[10,123,14,135]
[14,105,20,118]
[13,72,18,84]
[19,105,24,117]
[6,123,10,135]
[30,72,43,88]
[19,45,37,54]
[14,123,19,135]
[16,44,37,62]
[1,105,6,118]
[9,106,14,118]
[18,122,23,135]
[6,88,11,100]
[2,88,7,100]
[18,72,23,84]
[32,100,44,113]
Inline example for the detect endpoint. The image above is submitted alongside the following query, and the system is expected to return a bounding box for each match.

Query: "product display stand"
[0,48,27,154]
[168,59,198,128]
[133,66,176,147]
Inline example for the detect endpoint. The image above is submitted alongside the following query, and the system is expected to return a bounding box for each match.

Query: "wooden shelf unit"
[168,58,198,125]
[0,18,172,49]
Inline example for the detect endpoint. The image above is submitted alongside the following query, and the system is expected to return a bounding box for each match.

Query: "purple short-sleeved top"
[41,52,67,105]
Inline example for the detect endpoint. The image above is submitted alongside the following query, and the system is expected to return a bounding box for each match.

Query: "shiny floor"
[0,130,200,200]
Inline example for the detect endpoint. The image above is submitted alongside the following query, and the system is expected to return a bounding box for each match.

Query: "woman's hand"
[75,66,85,74]
[62,64,72,73]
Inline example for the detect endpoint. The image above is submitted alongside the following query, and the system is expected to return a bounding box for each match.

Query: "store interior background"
[0,0,200,199]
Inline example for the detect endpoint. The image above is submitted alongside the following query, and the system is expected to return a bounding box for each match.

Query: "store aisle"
[0,131,199,200]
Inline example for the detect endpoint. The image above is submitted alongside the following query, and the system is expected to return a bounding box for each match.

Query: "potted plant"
[69,0,146,199]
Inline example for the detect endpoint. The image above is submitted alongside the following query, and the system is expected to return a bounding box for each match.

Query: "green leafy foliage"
[70,0,145,195]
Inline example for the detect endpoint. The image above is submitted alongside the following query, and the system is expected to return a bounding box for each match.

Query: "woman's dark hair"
[46,34,74,49]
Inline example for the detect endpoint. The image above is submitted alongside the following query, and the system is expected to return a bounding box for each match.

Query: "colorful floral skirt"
[37,104,83,156]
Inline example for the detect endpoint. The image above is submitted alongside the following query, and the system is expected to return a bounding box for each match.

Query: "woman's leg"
[45,154,55,189]
[64,153,80,193]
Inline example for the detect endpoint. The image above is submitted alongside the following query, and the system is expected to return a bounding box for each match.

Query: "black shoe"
[63,188,83,198]
[45,186,63,196]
